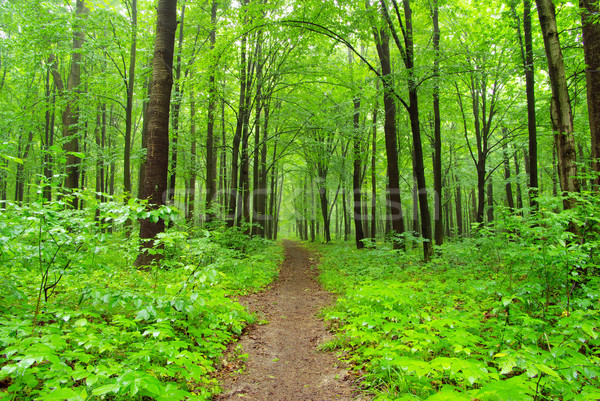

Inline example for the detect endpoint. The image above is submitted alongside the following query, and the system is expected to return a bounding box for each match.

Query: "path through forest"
[215,240,369,401]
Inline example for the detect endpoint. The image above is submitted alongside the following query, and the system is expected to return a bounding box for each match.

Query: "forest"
[1,0,599,399]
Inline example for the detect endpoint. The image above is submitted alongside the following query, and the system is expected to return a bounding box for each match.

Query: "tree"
[535,0,579,210]
[369,10,406,248]
[580,0,600,188]
[380,0,433,260]
[135,0,178,266]
[49,0,89,209]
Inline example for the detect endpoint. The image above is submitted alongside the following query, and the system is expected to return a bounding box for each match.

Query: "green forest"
[1,0,599,399]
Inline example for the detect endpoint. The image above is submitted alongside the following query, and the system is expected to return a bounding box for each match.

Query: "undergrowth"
[315,195,600,400]
[0,194,282,400]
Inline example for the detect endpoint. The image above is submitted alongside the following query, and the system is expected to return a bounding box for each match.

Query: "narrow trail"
[215,240,369,401]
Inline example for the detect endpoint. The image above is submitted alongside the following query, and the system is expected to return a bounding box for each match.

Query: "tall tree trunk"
[371,89,378,240]
[205,0,218,221]
[168,0,186,208]
[188,85,197,223]
[352,95,365,249]
[524,0,539,206]
[431,0,443,246]
[227,25,248,227]
[123,0,137,199]
[580,0,600,188]
[49,0,88,209]
[138,75,151,199]
[389,0,433,260]
[536,0,580,210]
[43,67,55,202]
[135,0,178,266]
[372,26,405,248]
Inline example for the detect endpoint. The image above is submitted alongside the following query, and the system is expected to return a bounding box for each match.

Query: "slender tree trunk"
[138,75,151,199]
[536,0,580,210]
[580,0,600,188]
[123,0,137,200]
[455,177,463,237]
[371,92,378,240]
[319,186,332,243]
[431,0,443,246]
[49,0,88,209]
[168,0,186,208]
[352,95,365,249]
[228,25,248,227]
[188,85,197,223]
[205,0,218,221]
[487,177,494,223]
[515,148,524,210]
[136,0,178,266]
[401,0,433,260]
[43,66,55,202]
[372,27,405,247]
[504,142,515,211]
[524,0,539,206]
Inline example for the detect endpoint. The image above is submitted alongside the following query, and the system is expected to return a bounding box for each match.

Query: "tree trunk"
[188,86,197,223]
[43,66,55,202]
[205,0,218,221]
[580,0,600,188]
[138,75,151,199]
[431,0,443,246]
[167,0,186,208]
[524,0,539,206]
[352,95,365,249]
[504,142,515,211]
[228,28,248,227]
[123,0,137,199]
[455,177,463,237]
[49,0,88,209]
[135,0,178,267]
[371,95,378,240]
[372,27,405,248]
[536,0,580,210]
[487,177,494,223]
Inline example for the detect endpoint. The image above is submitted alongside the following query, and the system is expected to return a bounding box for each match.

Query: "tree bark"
[580,0,600,188]
[123,0,137,200]
[431,0,443,246]
[536,0,580,210]
[372,26,405,248]
[524,0,539,206]
[352,93,365,249]
[135,0,178,266]
[167,0,186,208]
[49,0,88,209]
[205,0,218,221]
[504,142,515,212]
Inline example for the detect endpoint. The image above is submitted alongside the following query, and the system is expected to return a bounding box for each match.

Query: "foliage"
[314,198,600,400]
[0,196,282,400]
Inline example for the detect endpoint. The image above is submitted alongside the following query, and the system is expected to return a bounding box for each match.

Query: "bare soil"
[214,240,369,401]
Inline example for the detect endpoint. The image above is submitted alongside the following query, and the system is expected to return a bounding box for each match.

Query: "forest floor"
[214,240,370,401]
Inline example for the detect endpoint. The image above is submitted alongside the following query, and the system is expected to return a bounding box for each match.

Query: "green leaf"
[40,388,77,400]
[536,363,561,379]
[2,154,23,164]
[67,151,86,159]
[92,383,120,395]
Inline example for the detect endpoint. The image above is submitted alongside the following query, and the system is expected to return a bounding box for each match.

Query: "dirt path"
[215,240,368,401]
